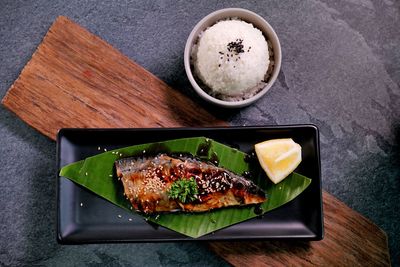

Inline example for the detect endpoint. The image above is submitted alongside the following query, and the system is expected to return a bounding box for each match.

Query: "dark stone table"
[1,0,399,266]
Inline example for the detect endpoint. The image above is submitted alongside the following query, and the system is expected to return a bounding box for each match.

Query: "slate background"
[0,0,399,266]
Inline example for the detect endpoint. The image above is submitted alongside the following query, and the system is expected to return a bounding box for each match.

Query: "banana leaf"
[59,137,311,238]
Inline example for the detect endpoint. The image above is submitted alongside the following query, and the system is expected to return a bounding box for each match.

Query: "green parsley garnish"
[168,177,199,203]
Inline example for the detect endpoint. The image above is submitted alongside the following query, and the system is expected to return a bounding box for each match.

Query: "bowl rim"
[184,7,282,108]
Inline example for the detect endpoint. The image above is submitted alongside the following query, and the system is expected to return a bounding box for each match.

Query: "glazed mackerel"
[115,154,266,213]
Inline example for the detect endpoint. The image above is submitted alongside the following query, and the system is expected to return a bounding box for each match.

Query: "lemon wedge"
[254,138,302,184]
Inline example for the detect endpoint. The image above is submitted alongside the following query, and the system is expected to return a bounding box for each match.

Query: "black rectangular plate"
[57,125,323,243]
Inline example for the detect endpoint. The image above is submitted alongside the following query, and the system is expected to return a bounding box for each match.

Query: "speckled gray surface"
[0,0,399,266]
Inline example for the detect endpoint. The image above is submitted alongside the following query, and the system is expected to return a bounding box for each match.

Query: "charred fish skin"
[115,154,266,214]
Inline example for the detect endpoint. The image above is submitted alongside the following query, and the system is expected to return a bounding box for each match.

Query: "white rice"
[191,19,271,101]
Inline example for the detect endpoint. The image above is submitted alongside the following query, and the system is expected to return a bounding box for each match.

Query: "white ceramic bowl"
[184,8,282,108]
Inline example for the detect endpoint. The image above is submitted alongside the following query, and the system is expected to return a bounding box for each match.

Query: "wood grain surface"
[1,16,391,266]
[1,16,224,139]
[209,191,390,266]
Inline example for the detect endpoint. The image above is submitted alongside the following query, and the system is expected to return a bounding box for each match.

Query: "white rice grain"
[192,19,270,101]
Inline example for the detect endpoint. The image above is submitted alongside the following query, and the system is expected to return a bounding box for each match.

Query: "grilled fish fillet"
[115,154,266,213]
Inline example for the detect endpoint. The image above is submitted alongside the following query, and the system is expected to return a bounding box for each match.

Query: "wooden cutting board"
[2,17,225,138]
[2,16,390,266]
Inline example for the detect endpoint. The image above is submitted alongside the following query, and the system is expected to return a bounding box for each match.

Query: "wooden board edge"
[2,16,65,105]
[1,17,71,140]
[207,190,391,266]
[322,191,391,262]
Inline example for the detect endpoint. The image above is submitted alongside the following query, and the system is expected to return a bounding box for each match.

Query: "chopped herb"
[168,177,199,203]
